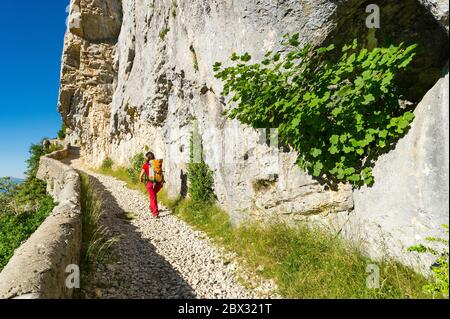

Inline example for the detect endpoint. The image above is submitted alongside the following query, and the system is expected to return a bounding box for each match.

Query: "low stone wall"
[0,148,81,299]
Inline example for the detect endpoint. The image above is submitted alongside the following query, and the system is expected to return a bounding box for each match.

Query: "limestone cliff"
[60,0,449,268]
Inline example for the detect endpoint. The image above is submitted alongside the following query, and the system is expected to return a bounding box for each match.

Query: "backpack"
[147,159,164,183]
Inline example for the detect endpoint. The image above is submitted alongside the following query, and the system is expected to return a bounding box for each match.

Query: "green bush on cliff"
[187,124,216,207]
[214,35,417,187]
[57,123,67,140]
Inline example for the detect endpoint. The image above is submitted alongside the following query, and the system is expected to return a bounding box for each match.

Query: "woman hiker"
[140,152,164,218]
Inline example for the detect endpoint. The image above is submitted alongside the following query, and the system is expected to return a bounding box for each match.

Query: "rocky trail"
[65,157,276,299]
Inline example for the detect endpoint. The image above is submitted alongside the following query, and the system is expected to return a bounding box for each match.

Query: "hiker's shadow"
[84,174,197,299]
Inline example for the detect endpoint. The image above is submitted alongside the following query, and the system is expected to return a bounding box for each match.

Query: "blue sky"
[0,1,70,178]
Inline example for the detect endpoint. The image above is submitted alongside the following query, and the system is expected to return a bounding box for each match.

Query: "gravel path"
[68,158,274,299]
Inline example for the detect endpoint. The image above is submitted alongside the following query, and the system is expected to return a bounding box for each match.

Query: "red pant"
[146,182,163,216]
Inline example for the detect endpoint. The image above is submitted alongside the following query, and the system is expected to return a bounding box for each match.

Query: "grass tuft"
[100,157,114,171]
[79,173,119,270]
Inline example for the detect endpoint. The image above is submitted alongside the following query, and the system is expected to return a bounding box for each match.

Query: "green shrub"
[0,177,15,198]
[187,124,216,207]
[127,153,145,184]
[0,141,55,271]
[0,179,13,213]
[0,196,53,270]
[159,28,170,40]
[214,35,417,187]
[408,224,449,298]
[26,141,49,178]
[171,0,178,18]
[13,177,48,209]
[57,123,67,140]
[101,157,114,171]
[15,140,53,208]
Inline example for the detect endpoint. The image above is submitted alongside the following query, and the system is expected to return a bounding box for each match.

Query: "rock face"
[61,0,357,223]
[60,0,449,267]
[347,70,449,270]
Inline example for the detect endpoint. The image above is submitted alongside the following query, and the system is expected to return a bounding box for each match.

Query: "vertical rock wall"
[59,0,449,267]
[349,70,449,268]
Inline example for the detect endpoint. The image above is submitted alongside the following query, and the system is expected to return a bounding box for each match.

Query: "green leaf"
[362,94,375,105]
[347,53,356,64]
[345,167,356,175]
[309,98,319,108]
[240,53,252,62]
[329,145,339,154]
[289,33,300,47]
[355,77,364,88]
[379,130,388,139]
[348,174,361,182]
[284,61,294,69]
[273,53,281,62]
[313,161,324,176]
[310,148,322,158]
[330,135,339,145]
[213,62,222,72]
[343,146,354,154]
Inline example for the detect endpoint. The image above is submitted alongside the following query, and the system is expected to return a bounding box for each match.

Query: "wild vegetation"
[408,225,449,298]
[0,140,55,271]
[100,157,114,171]
[79,173,118,270]
[187,124,216,207]
[128,153,146,184]
[99,155,147,193]
[97,139,433,299]
[57,123,67,140]
[214,35,417,187]
[175,207,430,298]
[159,27,170,40]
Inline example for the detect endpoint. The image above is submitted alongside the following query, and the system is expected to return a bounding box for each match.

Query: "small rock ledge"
[0,148,81,299]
